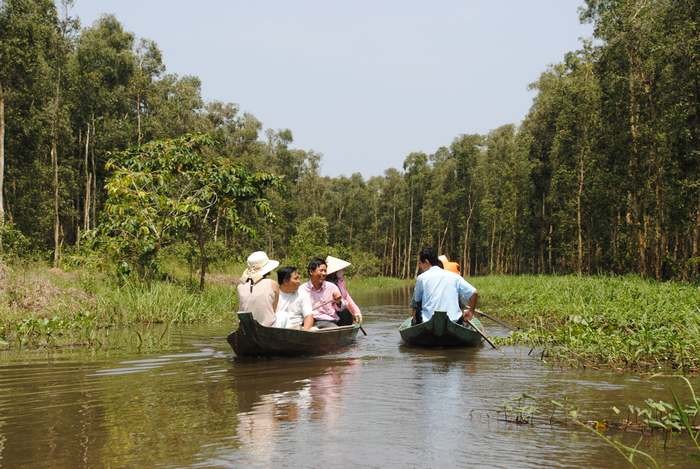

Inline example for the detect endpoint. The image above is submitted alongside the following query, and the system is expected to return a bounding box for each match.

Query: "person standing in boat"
[325,255,363,325]
[411,247,478,325]
[237,251,280,327]
[301,257,345,329]
[274,266,315,330]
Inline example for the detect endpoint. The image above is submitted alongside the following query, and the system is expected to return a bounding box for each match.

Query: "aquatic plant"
[478,274,700,371]
[500,378,700,467]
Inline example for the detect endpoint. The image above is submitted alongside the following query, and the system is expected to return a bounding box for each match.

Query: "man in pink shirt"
[301,257,345,329]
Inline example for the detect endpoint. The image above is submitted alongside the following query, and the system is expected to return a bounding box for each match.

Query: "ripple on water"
[0,303,698,468]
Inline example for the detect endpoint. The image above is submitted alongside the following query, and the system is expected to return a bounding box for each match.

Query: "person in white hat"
[237,251,280,326]
[325,256,363,325]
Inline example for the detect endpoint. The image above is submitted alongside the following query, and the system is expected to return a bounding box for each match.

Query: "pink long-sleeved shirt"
[301,280,344,322]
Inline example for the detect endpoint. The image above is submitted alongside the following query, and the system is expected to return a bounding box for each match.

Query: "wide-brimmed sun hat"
[326,255,351,275]
[241,251,279,283]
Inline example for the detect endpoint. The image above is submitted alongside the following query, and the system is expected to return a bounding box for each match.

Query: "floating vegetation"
[478,275,700,371]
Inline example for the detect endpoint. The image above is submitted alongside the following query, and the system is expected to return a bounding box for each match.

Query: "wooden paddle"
[466,318,498,350]
[475,309,518,331]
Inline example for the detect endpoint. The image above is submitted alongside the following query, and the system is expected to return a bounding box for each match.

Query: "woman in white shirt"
[274,266,315,330]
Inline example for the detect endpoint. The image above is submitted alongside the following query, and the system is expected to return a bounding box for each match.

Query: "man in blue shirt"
[411,247,478,324]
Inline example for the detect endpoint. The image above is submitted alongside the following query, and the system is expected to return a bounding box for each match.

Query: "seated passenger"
[325,256,363,326]
[438,254,461,275]
[301,257,344,329]
[274,266,315,331]
[237,251,280,327]
[438,253,477,324]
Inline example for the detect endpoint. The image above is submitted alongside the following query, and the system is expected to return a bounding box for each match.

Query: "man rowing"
[411,246,478,325]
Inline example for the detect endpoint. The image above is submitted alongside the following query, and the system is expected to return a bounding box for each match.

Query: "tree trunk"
[213,209,220,242]
[693,206,699,278]
[489,218,496,273]
[382,228,389,276]
[547,224,553,273]
[52,76,61,268]
[462,196,473,276]
[576,152,585,274]
[91,115,97,229]
[83,122,91,232]
[627,42,648,277]
[390,205,396,276]
[406,194,413,276]
[136,92,142,146]
[198,227,207,290]
[0,82,5,239]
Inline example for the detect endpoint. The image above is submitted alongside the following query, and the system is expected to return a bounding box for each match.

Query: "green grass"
[0,262,236,349]
[475,274,700,371]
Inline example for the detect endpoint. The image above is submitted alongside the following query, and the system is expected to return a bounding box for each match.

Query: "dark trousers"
[337,309,354,326]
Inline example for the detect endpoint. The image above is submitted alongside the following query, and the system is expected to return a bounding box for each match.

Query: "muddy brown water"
[0,288,698,468]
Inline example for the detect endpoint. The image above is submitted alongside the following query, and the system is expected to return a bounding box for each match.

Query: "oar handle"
[475,309,518,331]
[467,318,498,350]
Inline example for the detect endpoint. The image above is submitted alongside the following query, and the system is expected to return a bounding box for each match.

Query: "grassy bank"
[0,263,236,349]
[476,275,700,372]
[4,263,698,371]
[0,262,411,350]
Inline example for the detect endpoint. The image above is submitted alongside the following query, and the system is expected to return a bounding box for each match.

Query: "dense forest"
[0,0,698,281]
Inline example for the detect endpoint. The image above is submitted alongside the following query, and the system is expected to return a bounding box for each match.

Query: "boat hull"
[398,310,483,347]
[228,312,361,357]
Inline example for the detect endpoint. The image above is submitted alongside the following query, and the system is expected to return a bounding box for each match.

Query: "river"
[0,288,697,468]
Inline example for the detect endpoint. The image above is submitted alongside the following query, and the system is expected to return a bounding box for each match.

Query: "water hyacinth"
[479,275,700,371]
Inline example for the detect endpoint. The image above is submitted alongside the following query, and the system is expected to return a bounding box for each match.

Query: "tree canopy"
[0,1,697,282]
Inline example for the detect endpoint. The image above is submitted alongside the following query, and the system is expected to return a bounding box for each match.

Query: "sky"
[71,1,593,177]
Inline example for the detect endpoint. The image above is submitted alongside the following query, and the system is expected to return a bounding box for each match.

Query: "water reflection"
[220,358,362,467]
[0,289,698,468]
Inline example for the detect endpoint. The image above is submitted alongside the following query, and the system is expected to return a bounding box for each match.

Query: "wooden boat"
[399,310,483,347]
[228,312,361,357]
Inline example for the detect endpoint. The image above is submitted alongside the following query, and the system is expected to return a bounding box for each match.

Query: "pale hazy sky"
[72,1,592,177]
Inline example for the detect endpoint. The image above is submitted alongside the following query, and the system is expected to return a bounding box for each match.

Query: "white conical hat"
[325,255,351,275]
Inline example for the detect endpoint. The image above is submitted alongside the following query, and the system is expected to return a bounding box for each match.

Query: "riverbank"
[0,263,235,349]
[3,264,698,373]
[477,275,700,372]
[0,262,412,350]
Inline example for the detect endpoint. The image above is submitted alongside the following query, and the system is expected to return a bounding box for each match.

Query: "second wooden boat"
[398,310,483,347]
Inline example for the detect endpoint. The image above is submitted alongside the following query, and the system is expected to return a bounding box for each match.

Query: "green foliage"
[0,1,698,290]
[0,223,31,259]
[285,215,330,269]
[481,275,700,371]
[100,133,277,284]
